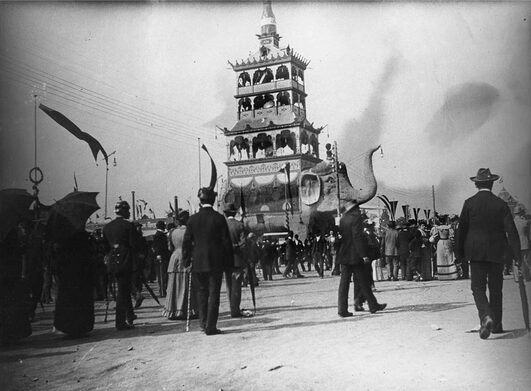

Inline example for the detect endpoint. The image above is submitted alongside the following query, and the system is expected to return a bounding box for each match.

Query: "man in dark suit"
[152,221,170,298]
[337,200,386,317]
[456,168,521,339]
[224,203,253,318]
[283,231,303,278]
[182,188,233,335]
[103,201,139,331]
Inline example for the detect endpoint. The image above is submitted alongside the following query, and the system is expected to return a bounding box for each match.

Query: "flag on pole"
[39,103,108,164]
[169,201,175,214]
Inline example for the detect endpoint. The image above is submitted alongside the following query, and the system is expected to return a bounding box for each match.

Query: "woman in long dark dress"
[0,226,32,345]
[162,211,197,320]
[53,231,95,337]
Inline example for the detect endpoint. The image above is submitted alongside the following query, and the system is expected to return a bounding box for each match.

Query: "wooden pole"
[132,191,136,221]
[432,185,436,217]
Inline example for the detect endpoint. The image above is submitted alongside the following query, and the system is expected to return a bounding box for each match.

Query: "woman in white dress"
[162,211,197,320]
[430,216,458,280]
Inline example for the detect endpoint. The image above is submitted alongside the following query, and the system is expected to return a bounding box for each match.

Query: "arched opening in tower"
[253,68,274,85]
[276,91,291,106]
[276,129,296,156]
[238,71,251,87]
[252,133,274,158]
[276,65,289,80]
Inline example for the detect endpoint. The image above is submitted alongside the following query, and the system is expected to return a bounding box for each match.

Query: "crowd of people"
[1,169,529,343]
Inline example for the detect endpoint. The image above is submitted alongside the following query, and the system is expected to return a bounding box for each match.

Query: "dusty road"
[1,271,530,391]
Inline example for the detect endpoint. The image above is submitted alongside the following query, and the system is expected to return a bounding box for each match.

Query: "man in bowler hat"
[103,201,140,330]
[456,168,521,339]
[182,188,233,335]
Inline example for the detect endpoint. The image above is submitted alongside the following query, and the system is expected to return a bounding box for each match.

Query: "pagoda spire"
[258,0,280,50]
[260,0,277,37]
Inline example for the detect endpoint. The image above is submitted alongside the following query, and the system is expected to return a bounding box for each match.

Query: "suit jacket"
[152,230,170,262]
[408,228,423,257]
[336,205,367,265]
[456,190,520,263]
[226,217,246,268]
[182,206,233,273]
[397,229,411,257]
[381,228,399,257]
[102,217,138,273]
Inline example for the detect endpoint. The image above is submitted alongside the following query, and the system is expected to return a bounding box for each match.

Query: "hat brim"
[469,174,499,182]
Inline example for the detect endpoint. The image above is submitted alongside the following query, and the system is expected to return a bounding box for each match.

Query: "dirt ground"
[1,271,530,391]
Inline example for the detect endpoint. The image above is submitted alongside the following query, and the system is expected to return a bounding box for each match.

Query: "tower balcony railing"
[238,104,306,121]
[236,79,304,96]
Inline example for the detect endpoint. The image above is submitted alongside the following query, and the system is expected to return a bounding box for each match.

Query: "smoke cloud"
[424,82,500,145]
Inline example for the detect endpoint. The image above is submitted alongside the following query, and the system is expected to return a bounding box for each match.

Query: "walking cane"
[186,269,193,332]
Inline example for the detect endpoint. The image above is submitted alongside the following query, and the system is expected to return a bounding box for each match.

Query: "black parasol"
[0,188,34,241]
[47,191,99,241]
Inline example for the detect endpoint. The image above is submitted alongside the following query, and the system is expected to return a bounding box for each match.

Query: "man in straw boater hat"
[456,168,521,339]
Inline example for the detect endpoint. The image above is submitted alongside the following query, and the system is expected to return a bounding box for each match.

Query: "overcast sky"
[1,1,529,220]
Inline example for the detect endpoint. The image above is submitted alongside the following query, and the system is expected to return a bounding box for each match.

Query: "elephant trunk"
[340,145,380,206]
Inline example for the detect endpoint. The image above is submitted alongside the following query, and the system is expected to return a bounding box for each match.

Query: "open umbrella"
[47,191,99,242]
[0,188,34,241]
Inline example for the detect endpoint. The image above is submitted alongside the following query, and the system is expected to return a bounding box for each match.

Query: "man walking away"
[456,168,521,339]
[337,200,386,317]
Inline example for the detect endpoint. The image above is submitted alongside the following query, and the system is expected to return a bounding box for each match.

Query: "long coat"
[182,206,233,273]
[336,205,367,265]
[456,190,520,263]
[226,217,246,268]
[102,217,138,273]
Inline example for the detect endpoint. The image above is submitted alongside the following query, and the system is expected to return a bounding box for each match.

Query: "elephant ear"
[300,172,321,206]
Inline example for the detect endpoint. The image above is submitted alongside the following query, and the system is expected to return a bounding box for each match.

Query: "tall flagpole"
[34,94,38,169]
[334,141,341,222]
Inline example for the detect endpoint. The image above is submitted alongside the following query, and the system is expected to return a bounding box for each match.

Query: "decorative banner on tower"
[39,103,108,164]
[279,162,293,215]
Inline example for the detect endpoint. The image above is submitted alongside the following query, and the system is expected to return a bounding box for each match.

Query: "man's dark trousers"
[115,273,133,328]
[194,271,223,333]
[470,261,504,329]
[338,264,377,313]
[225,267,244,317]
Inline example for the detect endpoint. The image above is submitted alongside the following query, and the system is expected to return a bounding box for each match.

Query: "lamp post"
[104,150,117,219]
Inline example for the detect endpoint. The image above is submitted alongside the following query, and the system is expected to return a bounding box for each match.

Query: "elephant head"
[300,145,381,233]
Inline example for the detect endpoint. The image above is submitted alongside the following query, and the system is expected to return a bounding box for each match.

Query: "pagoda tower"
[222,0,322,233]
